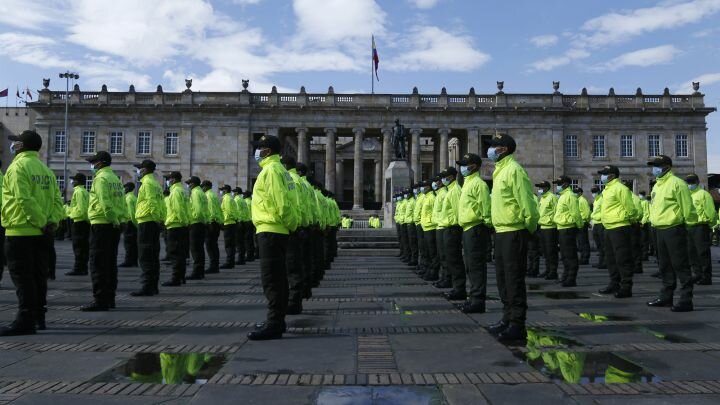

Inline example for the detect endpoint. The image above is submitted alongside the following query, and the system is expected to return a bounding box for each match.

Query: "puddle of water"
[541,291,589,300]
[317,386,443,405]
[512,328,660,384]
[92,352,226,385]
[635,326,696,343]
[577,312,635,322]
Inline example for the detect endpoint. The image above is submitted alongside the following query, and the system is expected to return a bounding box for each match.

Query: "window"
[137,131,152,155]
[54,130,66,154]
[110,131,124,155]
[620,135,633,157]
[85,175,93,192]
[675,134,688,157]
[480,135,492,158]
[56,175,65,193]
[570,179,580,191]
[564,135,578,158]
[593,178,604,191]
[165,132,178,156]
[648,134,661,157]
[82,131,96,154]
[592,135,606,158]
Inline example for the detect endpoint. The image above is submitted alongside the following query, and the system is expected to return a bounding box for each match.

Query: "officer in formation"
[163,171,190,286]
[552,176,581,287]
[120,182,138,268]
[186,176,208,280]
[65,173,90,276]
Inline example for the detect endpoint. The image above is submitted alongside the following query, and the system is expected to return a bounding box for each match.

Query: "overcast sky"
[1,0,718,170]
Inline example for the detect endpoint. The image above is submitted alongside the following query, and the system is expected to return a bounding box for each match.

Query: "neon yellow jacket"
[640,198,650,225]
[649,171,696,228]
[313,189,327,229]
[458,172,491,231]
[599,178,635,230]
[688,187,717,226]
[553,187,581,230]
[330,198,341,227]
[125,192,137,225]
[251,154,298,234]
[395,199,405,224]
[136,174,165,224]
[1,151,64,236]
[165,182,190,229]
[244,196,253,222]
[205,190,223,224]
[538,192,557,229]
[234,194,248,222]
[420,191,436,231]
[413,193,425,225]
[631,193,643,224]
[189,186,209,224]
[490,155,539,233]
[403,198,416,224]
[441,180,462,227]
[221,193,238,225]
[68,185,89,222]
[590,193,603,225]
[578,195,591,224]
[288,168,311,228]
[88,166,124,226]
[432,187,447,229]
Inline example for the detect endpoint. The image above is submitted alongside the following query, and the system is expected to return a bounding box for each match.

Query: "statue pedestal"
[383,160,413,228]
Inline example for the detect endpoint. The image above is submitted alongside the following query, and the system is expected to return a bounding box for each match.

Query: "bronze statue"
[391,119,407,160]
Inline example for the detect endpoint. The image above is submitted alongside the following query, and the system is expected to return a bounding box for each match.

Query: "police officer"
[396,192,409,262]
[405,186,418,266]
[233,187,248,265]
[624,180,644,274]
[535,181,558,280]
[441,167,465,300]
[685,174,716,285]
[419,180,436,280]
[65,173,90,276]
[0,130,64,336]
[202,181,223,274]
[120,182,138,268]
[576,187,591,265]
[83,151,124,311]
[220,184,238,269]
[296,162,316,298]
[457,153,491,313]
[249,135,298,340]
[282,155,309,314]
[552,176,581,287]
[596,165,636,298]
[485,133,539,341]
[590,186,606,269]
[186,176,208,280]
[413,182,426,273]
[131,159,165,296]
[639,191,651,261]
[163,171,190,286]
[646,155,697,311]
[394,194,406,258]
[242,189,256,262]
[431,174,448,286]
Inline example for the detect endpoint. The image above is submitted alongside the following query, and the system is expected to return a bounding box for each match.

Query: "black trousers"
[687,224,712,282]
[527,231,540,275]
[445,226,465,292]
[407,224,418,263]
[48,238,56,279]
[298,228,313,293]
[258,232,289,325]
[604,225,634,292]
[167,227,189,282]
[223,223,236,266]
[246,223,256,261]
[641,224,651,259]
[494,230,529,326]
[577,223,591,264]
[205,222,220,271]
[323,228,332,269]
[396,224,405,257]
[592,224,606,266]
[138,221,161,292]
[423,230,438,278]
[0,226,4,282]
[656,226,693,304]
[539,228,559,275]
[72,221,90,273]
[123,222,138,266]
[416,225,425,269]
[6,235,48,327]
[436,229,450,283]
[463,225,490,303]
[235,222,246,264]
[286,231,304,305]
[189,223,206,277]
[630,224,643,273]
[399,224,409,260]
[89,224,121,305]
[558,228,579,282]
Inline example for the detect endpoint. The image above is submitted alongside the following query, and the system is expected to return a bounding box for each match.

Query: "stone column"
[374,159,382,203]
[324,128,336,193]
[352,127,365,209]
[335,159,344,200]
[296,127,308,164]
[438,127,450,170]
[381,128,392,203]
[410,128,422,182]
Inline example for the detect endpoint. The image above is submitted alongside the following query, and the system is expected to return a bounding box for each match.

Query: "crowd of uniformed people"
[0,132,340,340]
[393,133,717,341]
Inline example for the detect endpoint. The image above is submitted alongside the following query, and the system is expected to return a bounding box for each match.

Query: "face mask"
[9,143,17,155]
[165,180,171,188]
[592,193,598,198]
[460,166,470,177]
[442,178,450,186]
[639,195,646,199]
[537,189,544,195]
[652,167,663,177]
[556,185,563,193]
[90,164,97,173]
[413,189,418,196]
[688,184,698,191]
[432,183,438,191]
[254,149,262,162]
[600,175,609,184]
[487,147,499,162]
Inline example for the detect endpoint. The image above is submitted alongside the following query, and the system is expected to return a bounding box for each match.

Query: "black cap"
[534,181,551,188]
[575,187,584,194]
[86,151,112,165]
[281,155,296,168]
[124,182,135,191]
[168,171,182,181]
[622,179,633,188]
[685,173,699,184]
[70,173,87,182]
[133,159,156,171]
[185,176,201,185]
[220,184,231,191]
[445,167,458,177]
[489,133,516,154]
[253,135,282,153]
[457,153,482,166]
[233,187,243,193]
[201,180,213,188]
[243,190,252,198]
[9,130,42,151]
[647,155,672,167]
[591,186,600,193]
[552,175,572,185]
[597,165,619,176]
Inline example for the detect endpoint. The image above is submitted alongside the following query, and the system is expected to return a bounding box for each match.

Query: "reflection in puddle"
[541,291,589,300]
[513,328,660,384]
[577,312,635,322]
[635,326,696,343]
[317,386,442,405]
[92,352,226,385]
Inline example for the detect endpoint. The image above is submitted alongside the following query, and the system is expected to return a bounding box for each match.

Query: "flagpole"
[371,36,374,95]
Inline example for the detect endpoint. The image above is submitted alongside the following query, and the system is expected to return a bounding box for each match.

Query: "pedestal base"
[383,160,413,228]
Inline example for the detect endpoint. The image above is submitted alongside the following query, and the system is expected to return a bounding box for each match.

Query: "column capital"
[438,127,451,135]
[324,127,337,135]
[409,128,423,135]
[352,127,366,135]
[295,127,308,134]
[381,127,393,136]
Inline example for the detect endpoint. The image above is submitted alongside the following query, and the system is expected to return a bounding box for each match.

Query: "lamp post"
[59,71,79,199]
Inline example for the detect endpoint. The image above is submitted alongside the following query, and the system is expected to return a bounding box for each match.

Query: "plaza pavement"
[1,232,720,404]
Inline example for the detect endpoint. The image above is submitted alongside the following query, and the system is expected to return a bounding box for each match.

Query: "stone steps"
[338,248,400,257]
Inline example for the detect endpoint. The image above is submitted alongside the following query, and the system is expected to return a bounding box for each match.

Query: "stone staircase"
[337,228,399,257]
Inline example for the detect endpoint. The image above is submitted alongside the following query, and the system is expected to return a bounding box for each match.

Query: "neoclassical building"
[5,80,714,210]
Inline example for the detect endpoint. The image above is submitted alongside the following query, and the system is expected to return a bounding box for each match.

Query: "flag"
[372,35,379,81]
[16,87,20,98]
[0,88,7,97]
[25,86,32,100]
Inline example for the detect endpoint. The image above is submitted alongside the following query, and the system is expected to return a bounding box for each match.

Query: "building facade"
[2,80,713,208]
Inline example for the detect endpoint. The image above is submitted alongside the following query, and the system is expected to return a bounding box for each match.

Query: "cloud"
[292,0,386,46]
[527,48,589,72]
[386,26,490,71]
[0,0,63,30]
[591,45,680,72]
[231,0,262,4]
[530,34,558,47]
[0,33,73,68]
[408,0,440,9]
[674,72,720,93]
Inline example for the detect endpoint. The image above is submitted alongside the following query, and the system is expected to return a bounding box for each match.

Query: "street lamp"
[59,71,79,199]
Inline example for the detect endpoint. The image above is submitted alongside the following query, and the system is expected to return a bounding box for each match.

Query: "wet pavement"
[1,234,720,403]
